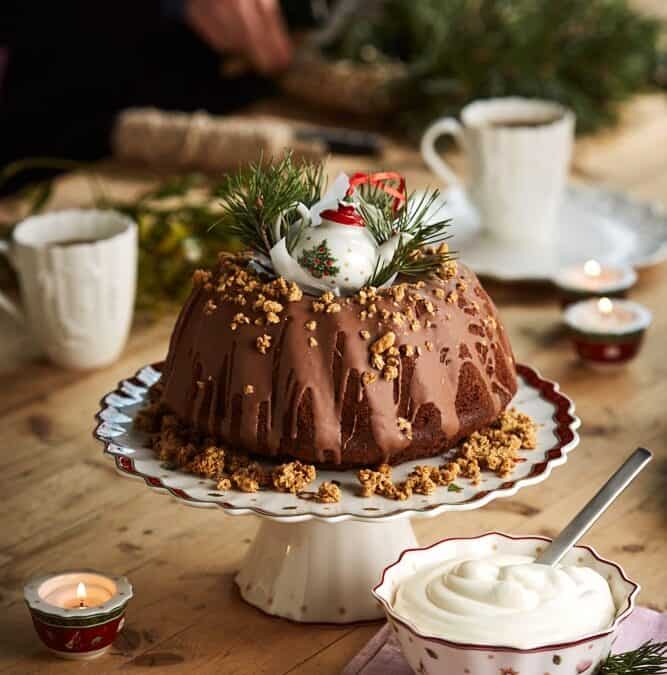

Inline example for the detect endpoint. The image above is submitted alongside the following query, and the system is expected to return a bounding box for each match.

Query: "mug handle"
[0,240,25,323]
[420,117,466,187]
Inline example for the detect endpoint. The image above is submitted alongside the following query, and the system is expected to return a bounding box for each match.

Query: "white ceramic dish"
[420,184,667,281]
[373,532,639,675]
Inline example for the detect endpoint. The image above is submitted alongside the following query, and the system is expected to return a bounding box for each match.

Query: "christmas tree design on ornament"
[297,240,340,279]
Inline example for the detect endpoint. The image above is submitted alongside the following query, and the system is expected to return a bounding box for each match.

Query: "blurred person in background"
[0,0,327,190]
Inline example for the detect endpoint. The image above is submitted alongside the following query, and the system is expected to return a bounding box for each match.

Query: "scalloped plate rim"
[93,362,580,523]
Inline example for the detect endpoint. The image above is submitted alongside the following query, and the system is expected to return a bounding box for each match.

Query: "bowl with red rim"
[372,532,639,675]
[24,570,133,660]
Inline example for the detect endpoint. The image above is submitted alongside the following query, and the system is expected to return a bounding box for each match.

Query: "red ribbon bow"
[346,172,407,213]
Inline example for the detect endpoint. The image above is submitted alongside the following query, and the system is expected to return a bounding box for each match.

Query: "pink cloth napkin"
[343,607,667,675]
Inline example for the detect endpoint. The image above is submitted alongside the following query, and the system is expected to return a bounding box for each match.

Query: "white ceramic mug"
[0,209,138,369]
[421,97,574,244]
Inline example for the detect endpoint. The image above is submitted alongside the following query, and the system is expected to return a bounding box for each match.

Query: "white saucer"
[421,185,667,282]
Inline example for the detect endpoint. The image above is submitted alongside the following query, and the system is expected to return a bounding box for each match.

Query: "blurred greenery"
[327,0,663,136]
[0,170,241,315]
[114,175,241,313]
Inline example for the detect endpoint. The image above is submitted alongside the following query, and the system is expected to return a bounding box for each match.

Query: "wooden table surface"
[1,94,666,674]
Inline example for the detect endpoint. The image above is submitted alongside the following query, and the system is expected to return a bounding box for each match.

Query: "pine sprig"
[216,153,325,257]
[365,189,453,286]
[599,641,667,675]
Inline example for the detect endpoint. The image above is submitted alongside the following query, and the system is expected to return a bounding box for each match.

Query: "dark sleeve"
[0,0,168,47]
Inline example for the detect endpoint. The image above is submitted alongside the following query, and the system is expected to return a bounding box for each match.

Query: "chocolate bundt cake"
[158,254,518,467]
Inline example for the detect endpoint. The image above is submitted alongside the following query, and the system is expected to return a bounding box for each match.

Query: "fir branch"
[599,641,667,674]
[215,153,325,256]
[356,194,395,244]
[365,189,453,286]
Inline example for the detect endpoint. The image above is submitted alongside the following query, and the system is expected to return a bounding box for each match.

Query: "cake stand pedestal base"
[236,517,417,623]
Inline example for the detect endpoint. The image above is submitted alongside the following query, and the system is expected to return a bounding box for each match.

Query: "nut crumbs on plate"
[315,481,341,503]
[455,408,537,483]
[272,461,317,493]
[137,388,536,504]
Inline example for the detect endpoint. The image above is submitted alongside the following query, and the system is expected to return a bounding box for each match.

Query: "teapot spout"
[273,202,312,244]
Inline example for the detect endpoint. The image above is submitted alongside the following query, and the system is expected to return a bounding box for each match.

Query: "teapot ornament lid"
[319,201,365,227]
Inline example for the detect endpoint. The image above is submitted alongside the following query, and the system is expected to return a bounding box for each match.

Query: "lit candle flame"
[598,297,613,315]
[584,259,602,277]
[76,582,87,607]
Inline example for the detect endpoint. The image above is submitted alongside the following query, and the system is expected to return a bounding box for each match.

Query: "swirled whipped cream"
[393,553,616,648]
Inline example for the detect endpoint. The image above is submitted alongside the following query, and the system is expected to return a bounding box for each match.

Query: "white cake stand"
[94,363,580,623]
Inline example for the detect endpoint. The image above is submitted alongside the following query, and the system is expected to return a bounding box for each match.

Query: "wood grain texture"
[1,94,666,674]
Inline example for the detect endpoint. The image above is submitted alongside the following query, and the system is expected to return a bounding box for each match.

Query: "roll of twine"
[112,108,325,171]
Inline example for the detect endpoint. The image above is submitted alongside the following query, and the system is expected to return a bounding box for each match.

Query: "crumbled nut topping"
[305,320,317,331]
[371,332,396,354]
[140,386,536,505]
[453,408,537,482]
[217,477,232,490]
[383,365,399,381]
[193,269,212,287]
[188,446,225,479]
[362,371,378,386]
[370,352,385,370]
[263,300,283,314]
[397,417,413,440]
[308,336,318,348]
[244,384,254,395]
[357,461,461,500]
[256,334,272,354]
[315,481,341,503]
[272,461,317,493]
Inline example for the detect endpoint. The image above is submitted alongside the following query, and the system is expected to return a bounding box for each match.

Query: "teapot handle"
[273,202,311,243]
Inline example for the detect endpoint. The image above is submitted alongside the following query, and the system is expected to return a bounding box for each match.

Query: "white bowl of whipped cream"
[372,532,639,675]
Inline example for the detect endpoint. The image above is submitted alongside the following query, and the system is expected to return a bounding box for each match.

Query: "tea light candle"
[564,297,652,368]
[24,571,133,660]
[42,579,114,609]
[554,259,637,305]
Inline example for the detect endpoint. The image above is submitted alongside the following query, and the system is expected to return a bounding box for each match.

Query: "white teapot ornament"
[269,173,406,296]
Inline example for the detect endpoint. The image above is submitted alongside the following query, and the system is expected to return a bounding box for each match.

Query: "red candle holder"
[564,297,652,369]
[554,260,637,308]
[24,570,133,660]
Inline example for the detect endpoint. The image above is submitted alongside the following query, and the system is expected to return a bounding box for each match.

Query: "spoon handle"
[536,447,652,566]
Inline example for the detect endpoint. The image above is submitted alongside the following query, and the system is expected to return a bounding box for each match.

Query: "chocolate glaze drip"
[160,263,518,467]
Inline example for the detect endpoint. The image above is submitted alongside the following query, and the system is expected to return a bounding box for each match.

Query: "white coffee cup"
[421,97,574,245]
[0,209,138,369]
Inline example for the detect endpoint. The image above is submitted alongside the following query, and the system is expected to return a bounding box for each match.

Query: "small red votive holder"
[554,260,637,308]
[24,570,133,660]
[563,297,652,369]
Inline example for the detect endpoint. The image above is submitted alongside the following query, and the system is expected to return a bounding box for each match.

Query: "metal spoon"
[536,447,653,566]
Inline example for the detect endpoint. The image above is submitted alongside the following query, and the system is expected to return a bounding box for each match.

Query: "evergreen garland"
[326,0,663,136]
